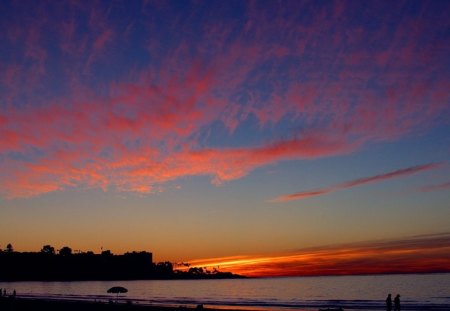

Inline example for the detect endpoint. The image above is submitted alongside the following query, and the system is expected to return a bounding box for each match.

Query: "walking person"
[386,293,392,311]
[394,294,401,311]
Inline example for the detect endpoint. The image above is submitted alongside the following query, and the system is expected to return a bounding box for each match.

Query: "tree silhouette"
[156,261,173,275]
[6,243,14,252]
[41,245,55,255]
[188,267,204,275]
[59,246,72,256]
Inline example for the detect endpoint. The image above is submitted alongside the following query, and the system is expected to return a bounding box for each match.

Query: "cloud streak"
[419,181,450,193]
[273,163,442,202]
[183,233,450,277]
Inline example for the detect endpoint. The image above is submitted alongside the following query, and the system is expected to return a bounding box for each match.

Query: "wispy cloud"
[419,181,450,193]
[183,233,450,277]
[0,1,449,198]
[273,163,442,202]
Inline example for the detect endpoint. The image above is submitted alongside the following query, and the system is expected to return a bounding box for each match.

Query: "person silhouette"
[386,293,392,311]
[394,294,401,311]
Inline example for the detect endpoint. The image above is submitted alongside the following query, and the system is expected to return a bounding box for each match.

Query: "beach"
[0,296,223,311]
[2,295,450,311]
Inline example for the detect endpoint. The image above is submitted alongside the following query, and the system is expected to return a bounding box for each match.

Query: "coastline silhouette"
[0,244,243,281]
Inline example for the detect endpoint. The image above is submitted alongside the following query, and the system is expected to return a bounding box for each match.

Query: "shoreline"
[1,271,449,284]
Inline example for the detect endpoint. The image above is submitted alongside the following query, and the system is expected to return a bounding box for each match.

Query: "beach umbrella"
[107,286,128,302]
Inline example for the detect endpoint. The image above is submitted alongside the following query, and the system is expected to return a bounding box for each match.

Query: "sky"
[0,0,449,277]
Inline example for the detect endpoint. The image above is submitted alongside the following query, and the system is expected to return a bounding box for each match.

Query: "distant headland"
[0,244,244,281]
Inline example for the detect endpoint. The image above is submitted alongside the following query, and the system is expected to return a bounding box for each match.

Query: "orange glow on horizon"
[181,234,450,277]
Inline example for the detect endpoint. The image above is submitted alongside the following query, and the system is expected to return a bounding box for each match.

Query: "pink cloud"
[0,1,449,198]
[341,163,442,188]
[419,181,450,193]
[24,27,47,75]
[130,134,354,187]
[274,163,442,202]
[92,29,113,52]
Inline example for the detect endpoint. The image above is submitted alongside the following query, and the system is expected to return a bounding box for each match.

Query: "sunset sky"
[1,0,449,276]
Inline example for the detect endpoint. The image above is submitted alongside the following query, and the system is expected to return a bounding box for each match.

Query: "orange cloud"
[130,134,354,185]
[182,233,450,277]
[274,163,442,202]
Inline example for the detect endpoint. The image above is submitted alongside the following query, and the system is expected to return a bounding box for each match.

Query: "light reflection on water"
[1,274,449,310]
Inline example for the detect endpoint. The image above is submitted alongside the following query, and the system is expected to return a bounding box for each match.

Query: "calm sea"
[1,274,449,310]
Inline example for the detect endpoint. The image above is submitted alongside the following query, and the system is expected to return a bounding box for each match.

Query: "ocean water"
[1,274,449,310]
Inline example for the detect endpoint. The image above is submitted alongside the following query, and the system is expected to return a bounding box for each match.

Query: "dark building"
[0,250,154,281]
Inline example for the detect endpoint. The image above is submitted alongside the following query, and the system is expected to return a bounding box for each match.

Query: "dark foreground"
[0,297,227,311]
[3,296,450,311]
